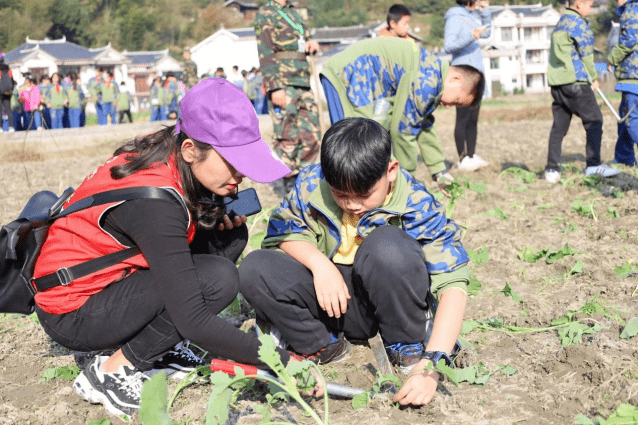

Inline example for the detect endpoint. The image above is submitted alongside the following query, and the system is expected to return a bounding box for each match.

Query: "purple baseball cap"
[175,78,291,183]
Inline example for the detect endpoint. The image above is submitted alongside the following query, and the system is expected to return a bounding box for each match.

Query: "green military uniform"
[254,0,321,176]
[182,59,199,90]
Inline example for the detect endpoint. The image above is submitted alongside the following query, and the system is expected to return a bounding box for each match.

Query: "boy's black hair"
[456,0,476,6]
[453,65,485,108]
[321,117,392,195]
[387,4,411,25]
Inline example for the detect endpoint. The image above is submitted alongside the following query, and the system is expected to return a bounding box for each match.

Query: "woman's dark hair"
[69,72,78,91]
[321,117,392,195]
[110,126,226,229]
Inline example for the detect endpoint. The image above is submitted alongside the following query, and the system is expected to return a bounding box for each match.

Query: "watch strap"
[420,351,452,367]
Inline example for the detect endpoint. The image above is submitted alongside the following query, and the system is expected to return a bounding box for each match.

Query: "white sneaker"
[457,155,488,171]
[545,170,561,184]
[8,127,14,133]
[73,355,149,418]
[457,156,475,171]
[472,155,489,169]
[584,164,621,178]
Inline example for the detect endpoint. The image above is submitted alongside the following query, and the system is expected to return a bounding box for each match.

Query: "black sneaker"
[152,341,204,380]
[73,355,148,418]
[385,342,424,374]
[290,335,352,365]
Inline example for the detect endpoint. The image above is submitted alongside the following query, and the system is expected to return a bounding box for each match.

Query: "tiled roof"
[311,23,379,42]
[124,50,169,65]
[5,38,99,63]
[228,28,256,38]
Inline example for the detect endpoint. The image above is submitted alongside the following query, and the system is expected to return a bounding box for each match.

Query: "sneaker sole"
[73,373,135,418]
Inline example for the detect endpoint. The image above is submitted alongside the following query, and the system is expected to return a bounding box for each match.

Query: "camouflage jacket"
[609,0,638,83]
[254,0,311,92]
[182,60,199,89]
[321,37,448,175]
[262,164,470,298]
[548,9,597,86]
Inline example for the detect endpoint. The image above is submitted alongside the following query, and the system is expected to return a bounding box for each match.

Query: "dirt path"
[1,97,637,424]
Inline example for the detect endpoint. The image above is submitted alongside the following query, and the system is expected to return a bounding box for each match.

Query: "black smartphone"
[223,188,262,220]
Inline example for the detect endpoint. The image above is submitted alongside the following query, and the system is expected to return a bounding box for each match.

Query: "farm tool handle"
[596,87,634,123]
[210,359,366,399]
[596,87,621,121]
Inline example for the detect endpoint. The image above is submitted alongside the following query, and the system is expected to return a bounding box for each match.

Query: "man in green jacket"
[545,0,619,183]
[321,37,484,194]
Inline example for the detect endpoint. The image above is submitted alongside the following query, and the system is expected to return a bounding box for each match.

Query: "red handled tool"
[210,359,367,399]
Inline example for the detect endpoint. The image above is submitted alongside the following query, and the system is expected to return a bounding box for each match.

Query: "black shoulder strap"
[33,186,186,293]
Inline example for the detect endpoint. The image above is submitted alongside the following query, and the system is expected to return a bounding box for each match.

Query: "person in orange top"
[378,4,412,39]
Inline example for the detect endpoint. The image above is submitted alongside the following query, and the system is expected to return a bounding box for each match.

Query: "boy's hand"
[434,172,454,198]
[311,259,350,318]
[394,360,440,406]
[591,80,599,92]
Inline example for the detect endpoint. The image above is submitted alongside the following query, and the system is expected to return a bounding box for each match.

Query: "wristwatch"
[420,351,452,367]
[431,170,449,182]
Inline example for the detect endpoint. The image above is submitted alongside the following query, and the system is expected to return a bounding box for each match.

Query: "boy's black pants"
[239,226,430,354]
[546,84,603,171]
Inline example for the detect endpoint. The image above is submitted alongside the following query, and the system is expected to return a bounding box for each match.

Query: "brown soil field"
[1,93,637,425]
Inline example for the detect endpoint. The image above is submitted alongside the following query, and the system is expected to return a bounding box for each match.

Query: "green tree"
[119,7,156,50]
[309,0,368,27]
[47,0,94,45]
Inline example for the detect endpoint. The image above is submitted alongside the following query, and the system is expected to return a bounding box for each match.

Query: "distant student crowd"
[2,68,138,132]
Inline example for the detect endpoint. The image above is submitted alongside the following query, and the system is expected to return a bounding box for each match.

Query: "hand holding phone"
[222,188,262,220]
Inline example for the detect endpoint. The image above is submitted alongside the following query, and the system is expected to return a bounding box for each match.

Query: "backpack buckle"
[56,267,73,286]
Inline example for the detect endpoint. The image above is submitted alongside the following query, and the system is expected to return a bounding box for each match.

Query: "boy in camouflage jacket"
[240,118,469,407]
[545,0,619,182]
[320,37,485,195]
[254,0,321,195]
[608,0,638,166]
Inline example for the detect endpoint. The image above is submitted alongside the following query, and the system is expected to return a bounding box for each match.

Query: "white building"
[4,36,131,89]
[123,49,182,97]
[480,3,561,96]
[190,27,260,77]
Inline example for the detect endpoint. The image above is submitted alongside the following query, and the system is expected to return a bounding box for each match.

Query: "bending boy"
[320,37,485,192]
[239,118,469,406]
[545,0,619,183]
[608,0,638,166]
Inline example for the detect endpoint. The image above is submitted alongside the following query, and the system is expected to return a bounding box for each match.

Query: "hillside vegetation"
[0,0,617,56]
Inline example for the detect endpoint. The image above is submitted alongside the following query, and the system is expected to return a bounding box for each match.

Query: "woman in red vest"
[33,79,294,418]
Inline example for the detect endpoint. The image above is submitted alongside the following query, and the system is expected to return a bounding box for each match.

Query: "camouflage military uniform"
[254,0,321,176]
[182,59,199,90]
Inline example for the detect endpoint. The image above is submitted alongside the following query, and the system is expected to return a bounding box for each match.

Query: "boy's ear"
[387,160,400,182]
[389,19,397,29]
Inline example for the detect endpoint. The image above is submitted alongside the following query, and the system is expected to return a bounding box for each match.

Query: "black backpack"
[0,186,181,315]
[0,65,13,96]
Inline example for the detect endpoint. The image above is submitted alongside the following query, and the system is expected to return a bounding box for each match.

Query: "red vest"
[34,154,197,314]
